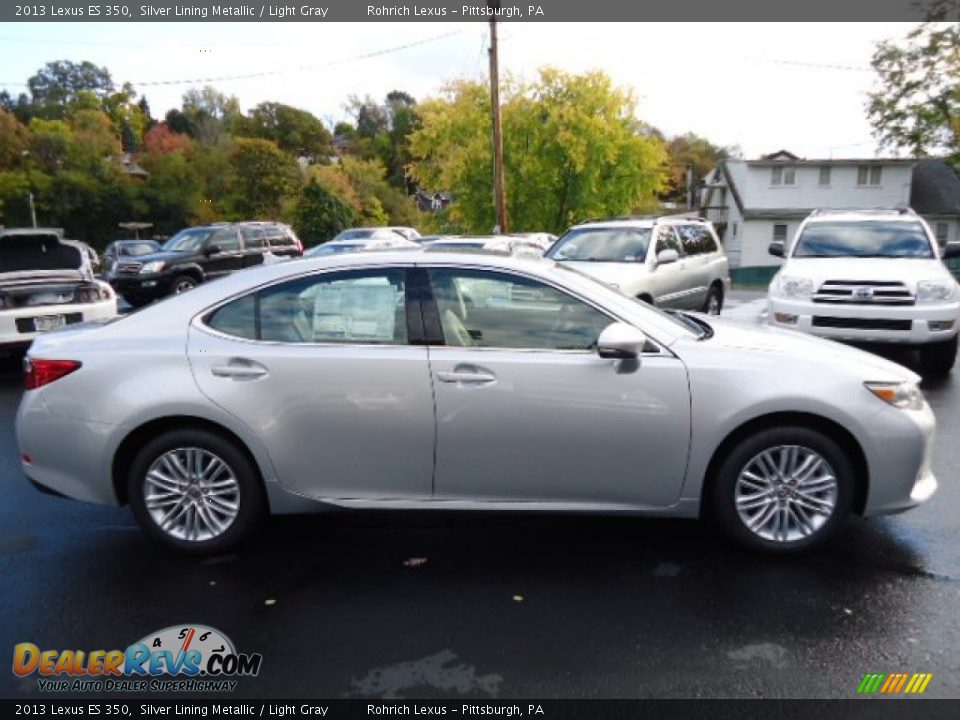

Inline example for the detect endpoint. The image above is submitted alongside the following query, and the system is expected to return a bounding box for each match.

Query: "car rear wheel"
[711,426,854,553]
[918,336,957,378]
[172,275,198,294]
[127,429,265,554]
[702,284,723,315]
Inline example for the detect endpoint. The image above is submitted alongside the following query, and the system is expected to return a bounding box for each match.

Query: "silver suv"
[546,215,731,313]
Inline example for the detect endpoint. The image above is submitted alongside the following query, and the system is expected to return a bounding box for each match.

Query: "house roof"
[742,208,813,220]
[909,159,960,216]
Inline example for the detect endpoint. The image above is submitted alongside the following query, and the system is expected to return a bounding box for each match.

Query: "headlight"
[916,280,956,304]
[775,275,814,299]
[865,381,925,410]
[139,261,165,274]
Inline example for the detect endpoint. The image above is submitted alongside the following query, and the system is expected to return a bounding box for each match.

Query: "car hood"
[692,314,920,383]
[777,257,956,289]
[558,261,648,288]
[0,233,89,283]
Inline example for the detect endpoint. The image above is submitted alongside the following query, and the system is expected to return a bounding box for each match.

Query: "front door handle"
[211,360,268,380]
[437,370,496,384]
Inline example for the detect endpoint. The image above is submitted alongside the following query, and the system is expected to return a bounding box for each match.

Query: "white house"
[699,151,960,280]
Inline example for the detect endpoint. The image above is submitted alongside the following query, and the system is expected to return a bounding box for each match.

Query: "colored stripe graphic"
[858,673,932,694]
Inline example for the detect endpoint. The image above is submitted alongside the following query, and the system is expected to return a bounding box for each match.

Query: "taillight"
[24,358,82,390]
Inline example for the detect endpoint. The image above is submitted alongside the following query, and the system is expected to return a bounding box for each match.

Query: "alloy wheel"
[143,447,241,542]
[734,444,838,543]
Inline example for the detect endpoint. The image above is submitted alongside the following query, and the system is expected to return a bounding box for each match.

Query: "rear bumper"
[768,296,960,345]
[0,299,117,348]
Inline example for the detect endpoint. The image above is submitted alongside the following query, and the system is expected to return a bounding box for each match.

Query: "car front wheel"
[702,284,723,315]
[127,429,265,554]
[172,275,198,294]
[711,426,854,553]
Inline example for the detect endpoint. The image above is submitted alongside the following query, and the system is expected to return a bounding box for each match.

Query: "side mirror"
[656,248,679,265]
[768,241,785,258]
[597,322,647,360]
[204,244,221,256]
[942,242,960,259]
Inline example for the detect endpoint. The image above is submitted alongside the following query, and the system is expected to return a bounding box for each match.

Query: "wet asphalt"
[0,290,958,699]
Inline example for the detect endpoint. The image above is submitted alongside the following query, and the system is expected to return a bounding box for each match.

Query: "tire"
[711,426,855,553]
[702,284,723,315]
[918,336,957,378]
[127,429,265,555]
[171,274,198,294]
[637,294,655,306]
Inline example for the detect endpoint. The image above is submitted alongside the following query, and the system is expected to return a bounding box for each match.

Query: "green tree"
[140,150,201,235]
[227,138,298,218]
[867,23,960,157]
[27,60,114,113]
[293,178,358,244]
[411,69,667,234]
[0,110,30,170]
[339,155,416,225]
[239,102,333,158]
[662,133,739,204]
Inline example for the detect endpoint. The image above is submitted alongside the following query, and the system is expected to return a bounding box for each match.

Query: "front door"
[202,228,244,278]
[424,266,691,508]
[188,266,435,500]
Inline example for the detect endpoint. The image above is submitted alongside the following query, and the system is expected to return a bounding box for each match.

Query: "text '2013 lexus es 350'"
[16,253,937,554]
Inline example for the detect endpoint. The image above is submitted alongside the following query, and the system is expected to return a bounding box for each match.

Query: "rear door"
[675,224,712,309]
[188,265,436,500]
[649,226,692,308]
[239,227,267,268]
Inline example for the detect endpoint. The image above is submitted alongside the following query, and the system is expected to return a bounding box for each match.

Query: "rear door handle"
[211,360,268,380]
[436,371,496,384]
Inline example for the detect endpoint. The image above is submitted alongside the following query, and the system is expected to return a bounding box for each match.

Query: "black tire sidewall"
[711,426,855,553]
[703,285,723,314]
[173,275,197,293]
[127,429,264,555]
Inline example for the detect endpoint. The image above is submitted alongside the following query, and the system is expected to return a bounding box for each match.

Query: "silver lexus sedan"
[16,253,937,554]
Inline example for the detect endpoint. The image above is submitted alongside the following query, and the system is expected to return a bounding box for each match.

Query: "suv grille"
[813,280,914,306]
[115,261,143,274]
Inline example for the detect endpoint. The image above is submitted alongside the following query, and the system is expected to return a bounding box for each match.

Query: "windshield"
[306,243,363,257]
[793,220,934,258]
[547,227,652,262]
[332,229,376,242]
[163,228,214,253]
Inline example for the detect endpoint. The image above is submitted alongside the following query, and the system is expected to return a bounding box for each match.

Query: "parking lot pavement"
[1,322,959,700]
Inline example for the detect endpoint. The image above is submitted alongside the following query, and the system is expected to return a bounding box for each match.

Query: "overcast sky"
[0,22,917,159]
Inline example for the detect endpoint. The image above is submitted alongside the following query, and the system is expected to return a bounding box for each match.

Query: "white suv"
[767,208,960,376]
[546,216,731,313]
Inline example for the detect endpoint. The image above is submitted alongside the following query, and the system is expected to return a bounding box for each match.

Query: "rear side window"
[676,225,718,255]
[241,227,266,249]
[206,269,408,345]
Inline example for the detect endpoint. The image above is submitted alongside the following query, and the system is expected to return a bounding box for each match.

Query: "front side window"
[655,226,684,256]
[206,269,408,344]
[210,229,240,252]
[241,227,266,249]
[429,269,612,351]
[546,227,651,263]
[792,221,933,258]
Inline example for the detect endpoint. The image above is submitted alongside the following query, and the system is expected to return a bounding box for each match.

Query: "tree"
[140,150,201,235]
[293,178,358,243]
[227,138,298,218]
[410,69,667,234]
[662,133,738,205]
[0,110,30,170]
[143,123,193,155]
[239,102,333,158]
[867,23,960,157]
[27,60,114,110]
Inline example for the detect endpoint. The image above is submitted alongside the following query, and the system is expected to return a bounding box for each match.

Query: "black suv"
[111,222,302,307]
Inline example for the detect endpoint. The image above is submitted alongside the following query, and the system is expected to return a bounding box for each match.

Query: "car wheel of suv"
[918,336,957,378]
[702,284,723,315]
[172,275,198,294]
[127,429,265,554]
[711,426,854,553]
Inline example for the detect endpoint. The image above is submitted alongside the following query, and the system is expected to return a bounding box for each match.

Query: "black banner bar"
[2,0,960,23]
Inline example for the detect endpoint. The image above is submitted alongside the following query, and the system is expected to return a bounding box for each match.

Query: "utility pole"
[28,192,37,228]
[488,13,508,234]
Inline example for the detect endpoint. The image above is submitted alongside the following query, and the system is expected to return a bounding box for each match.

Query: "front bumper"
[768,296,960,345]
[0,298,118,348]
[111,273,174,300]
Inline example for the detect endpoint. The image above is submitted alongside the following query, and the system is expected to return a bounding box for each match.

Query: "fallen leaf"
[513,595,524,603]
[264,598,277,606]
[403,557,428,568]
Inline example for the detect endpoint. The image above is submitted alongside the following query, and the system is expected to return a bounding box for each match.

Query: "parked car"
[545,215,731,314]
[17,251,936,554]
[110,222,302,307]
[422,235,544,257]
[102,240,162,280]
[509,231,558,254]
[328,227,422,244]
[1,228,117,351]
[767,208,960,377]
[305,229,419,257]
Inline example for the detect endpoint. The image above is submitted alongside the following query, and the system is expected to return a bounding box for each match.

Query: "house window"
[773,224,788,242]
[731,222,738,238]
[771,166,796,186]
[936,222,950,245]
[857,165,882,186]
[818,166,831,186]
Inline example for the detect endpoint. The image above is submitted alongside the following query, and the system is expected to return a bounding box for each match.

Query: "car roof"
[573,216,709,230]
[805,210,923,223]
[0,227,64,239]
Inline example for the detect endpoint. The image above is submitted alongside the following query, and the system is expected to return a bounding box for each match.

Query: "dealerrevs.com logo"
[12,624,262,693]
